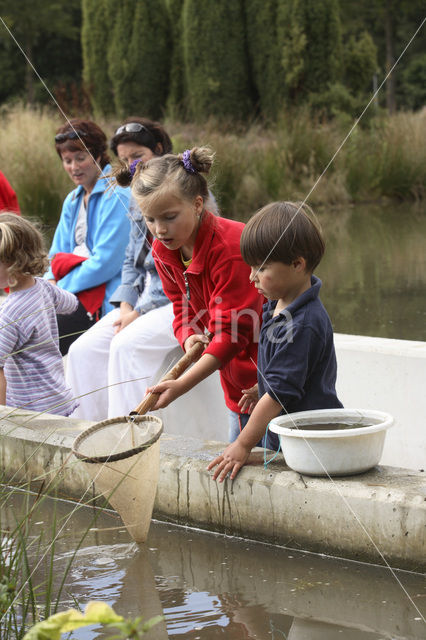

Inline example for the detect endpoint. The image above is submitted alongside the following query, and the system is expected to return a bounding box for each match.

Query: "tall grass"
[0,479,99,639]
[0,481,161,639]
[0,104,425,227]
[166,107,426,216]
[344,110,426,201]
[0,105,72,227]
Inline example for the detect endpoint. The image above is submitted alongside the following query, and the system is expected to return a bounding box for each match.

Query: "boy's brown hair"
[0,214,49,283]
[241,201,325,272]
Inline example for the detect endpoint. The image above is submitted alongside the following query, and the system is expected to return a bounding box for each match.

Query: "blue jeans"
[228,411,250,442]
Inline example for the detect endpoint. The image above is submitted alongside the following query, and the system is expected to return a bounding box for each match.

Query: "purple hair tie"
[182,149,197,174]
[129,158,142,178]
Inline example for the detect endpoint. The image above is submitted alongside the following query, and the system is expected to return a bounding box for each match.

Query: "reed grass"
[344,110,426,201]
[0,104,424,227]
[0,105,71,227]
[0,478,100,639]
[1,475,161,639]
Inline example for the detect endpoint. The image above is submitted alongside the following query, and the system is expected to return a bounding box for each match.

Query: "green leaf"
[23,601,124,640]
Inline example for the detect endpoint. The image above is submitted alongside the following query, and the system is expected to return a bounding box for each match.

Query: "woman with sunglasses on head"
[65,117,184,421]
[45,118,131,355]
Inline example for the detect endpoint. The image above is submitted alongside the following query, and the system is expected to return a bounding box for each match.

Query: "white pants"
[66,304,179,421]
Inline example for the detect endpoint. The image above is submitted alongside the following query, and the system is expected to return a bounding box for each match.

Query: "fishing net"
[72,415,163,542]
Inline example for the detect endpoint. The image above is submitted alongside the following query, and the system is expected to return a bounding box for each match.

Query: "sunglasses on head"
[55,130,87,143]
[114,122,150,136]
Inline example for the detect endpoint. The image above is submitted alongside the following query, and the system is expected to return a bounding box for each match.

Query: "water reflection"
[313,204,426,340]
[2,492,425,639]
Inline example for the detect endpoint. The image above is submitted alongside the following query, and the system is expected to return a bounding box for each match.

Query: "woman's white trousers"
[66,304,179,421]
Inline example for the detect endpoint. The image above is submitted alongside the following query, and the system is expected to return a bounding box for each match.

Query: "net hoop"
[71,415,163,464]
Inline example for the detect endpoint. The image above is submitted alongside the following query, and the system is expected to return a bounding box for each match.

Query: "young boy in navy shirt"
[208,201,342,482]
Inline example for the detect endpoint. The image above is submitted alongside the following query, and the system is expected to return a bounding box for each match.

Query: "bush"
[400,53,426,111]
[182,0,253,121]
[244,0,287,118]
[81,0,114,117]
[343,31,378,95]
[344,111,426,201]
[1,105,424,231]
[165,0,187,119]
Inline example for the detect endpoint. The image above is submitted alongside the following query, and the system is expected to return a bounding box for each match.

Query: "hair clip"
[129,158,142,178]
[182,149,197,174]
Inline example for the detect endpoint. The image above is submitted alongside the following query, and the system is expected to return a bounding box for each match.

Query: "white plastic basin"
[269,408,394,476]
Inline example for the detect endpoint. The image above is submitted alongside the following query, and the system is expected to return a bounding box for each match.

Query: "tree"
[124,0,171,119]
[343,31,378,94]
[244,0,286,118]
[165,0,186,118]
[301,0,342,95]
[81,0,114,116]
[277,0,342,104]
[400,53,426,110]
[182,0,254,120]
[107,0,135,116]
[339,0,425,112]
[0,0,81,106]
[278,0,307,104]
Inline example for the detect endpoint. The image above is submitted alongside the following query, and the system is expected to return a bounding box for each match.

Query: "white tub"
[269,408,394,476]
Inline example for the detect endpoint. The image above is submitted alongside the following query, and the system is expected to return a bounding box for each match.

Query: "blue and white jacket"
[109,199,169,314]
[45,165,130,314]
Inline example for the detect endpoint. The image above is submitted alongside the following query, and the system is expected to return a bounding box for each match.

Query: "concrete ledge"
[1,407,425,571]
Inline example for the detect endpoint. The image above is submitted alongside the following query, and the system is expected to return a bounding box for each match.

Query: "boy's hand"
[207,440,252,483]
[238,384,259,414]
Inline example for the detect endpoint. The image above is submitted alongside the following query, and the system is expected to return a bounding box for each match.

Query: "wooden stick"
[130,340,206,416]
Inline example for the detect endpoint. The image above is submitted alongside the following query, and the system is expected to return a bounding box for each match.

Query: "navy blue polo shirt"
[258,275,343,451]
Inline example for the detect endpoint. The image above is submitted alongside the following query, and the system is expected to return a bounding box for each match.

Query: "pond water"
[239,201,426,341]
[2,490,425,639]
[314,203,426,341]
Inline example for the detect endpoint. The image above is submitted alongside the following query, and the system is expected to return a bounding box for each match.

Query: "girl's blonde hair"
[114,146,215,208]
[0,214,49,284]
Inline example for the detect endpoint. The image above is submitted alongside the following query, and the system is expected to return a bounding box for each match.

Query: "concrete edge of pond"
[0,407,425,572]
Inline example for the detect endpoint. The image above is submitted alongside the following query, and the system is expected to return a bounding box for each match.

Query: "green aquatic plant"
[0,479,104,639]
[22,600,162,639]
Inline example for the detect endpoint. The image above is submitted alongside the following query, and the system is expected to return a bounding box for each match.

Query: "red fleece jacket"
[152,211,264,413]
[51,252,105,316]
[0,171,20,214]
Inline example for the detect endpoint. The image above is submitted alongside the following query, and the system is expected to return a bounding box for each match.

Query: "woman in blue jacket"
[46,119,130,354]
[65,118,179,420]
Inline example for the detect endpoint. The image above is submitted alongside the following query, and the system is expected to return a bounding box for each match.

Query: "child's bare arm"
[0,369,6,405]
[208,392,282,482]
[146,352,221,409]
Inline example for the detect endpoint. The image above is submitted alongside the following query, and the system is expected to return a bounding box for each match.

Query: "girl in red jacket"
[116,147,263,439]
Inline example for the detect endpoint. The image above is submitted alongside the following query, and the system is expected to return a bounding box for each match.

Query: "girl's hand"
[238,384,259,414]
[145,379,184,409]
[207,440,252,482]
[113,308,139,334]
[183,333,209,353]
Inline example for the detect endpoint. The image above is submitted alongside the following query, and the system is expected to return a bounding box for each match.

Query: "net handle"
[131,340,206,415]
